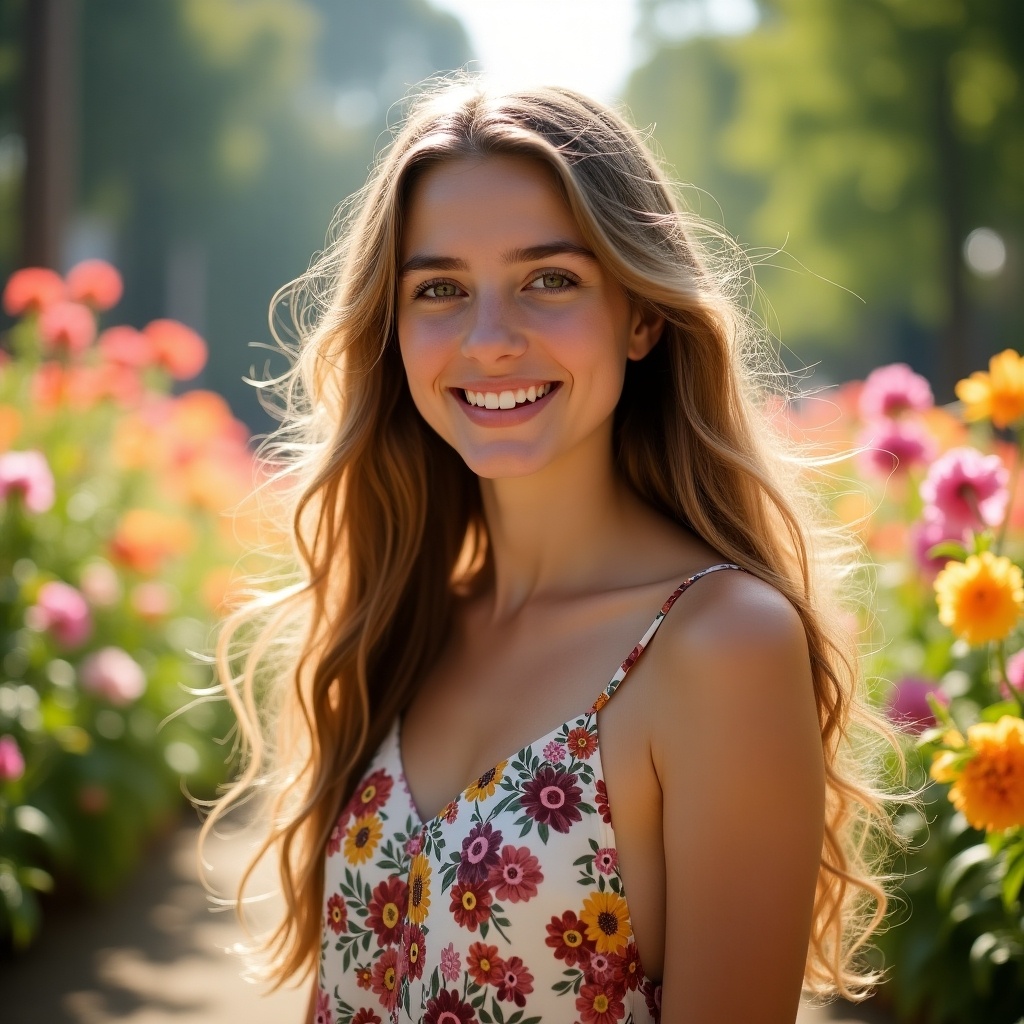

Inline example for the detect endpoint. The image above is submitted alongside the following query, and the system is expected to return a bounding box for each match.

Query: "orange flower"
[143,319,208,380]
[2,267,65,315]
[110,509,195,573]
[934,551,1024,645]
[947,716,1024,831]
[66,259,123,310]
[956,349,1024,429]
[580,891,631,954]
[0,405,21,451]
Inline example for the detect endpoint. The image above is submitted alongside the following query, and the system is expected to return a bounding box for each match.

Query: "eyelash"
[410,268,581,301]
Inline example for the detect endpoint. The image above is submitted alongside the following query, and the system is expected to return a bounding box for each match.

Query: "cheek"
[397,321,450,425]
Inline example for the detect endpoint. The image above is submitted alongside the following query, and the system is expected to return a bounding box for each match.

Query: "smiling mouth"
[459,382,557,409]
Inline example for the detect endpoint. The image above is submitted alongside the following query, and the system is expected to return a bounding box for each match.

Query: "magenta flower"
[0,734,25,782]
[856,419,934,477]
[26,580,92,648]
[910,518,967,580]
[920,446,1009,532]
[440,942,461,982]
[542,738,566,763]
[885,677,948,733]
[80,646,146,705]
[0,450,56,513]
[859,363,934,420]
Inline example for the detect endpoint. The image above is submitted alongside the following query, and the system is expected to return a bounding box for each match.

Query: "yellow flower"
[407,853,431,925]
[956,349,1024,429]
[464,759,508,802]
[342,813,383,865]
[948,716,1024,831]
[934,551,1024,645]
[580,890,632,954]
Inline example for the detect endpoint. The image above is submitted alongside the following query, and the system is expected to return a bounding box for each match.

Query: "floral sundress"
[317,563,744,1024]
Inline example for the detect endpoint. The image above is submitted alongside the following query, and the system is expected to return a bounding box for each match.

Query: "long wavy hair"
[203,78,901,999]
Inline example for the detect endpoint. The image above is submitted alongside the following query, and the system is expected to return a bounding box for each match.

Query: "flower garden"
[1,262,1023,1020]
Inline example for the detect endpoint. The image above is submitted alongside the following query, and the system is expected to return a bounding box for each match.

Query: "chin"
[454,446,555,481]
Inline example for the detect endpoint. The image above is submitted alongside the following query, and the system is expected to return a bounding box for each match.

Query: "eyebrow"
[399,241,597,277]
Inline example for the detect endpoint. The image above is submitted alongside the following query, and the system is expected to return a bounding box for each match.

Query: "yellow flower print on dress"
[580,890,631,954]
[464,759,508,802]
[343,813,383,865]
[407,852,432,925]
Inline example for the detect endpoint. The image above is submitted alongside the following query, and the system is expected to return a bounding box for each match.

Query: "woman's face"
[396,154,660,480]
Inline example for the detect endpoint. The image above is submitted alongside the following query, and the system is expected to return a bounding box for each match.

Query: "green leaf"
[937,844,993,909]
[928,541,969,562]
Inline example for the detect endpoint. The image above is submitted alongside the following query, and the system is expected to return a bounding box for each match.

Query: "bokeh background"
[3,0,1021,434]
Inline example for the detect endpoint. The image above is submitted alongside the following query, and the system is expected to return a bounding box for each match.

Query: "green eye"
[541,273,569,289]
[429,282,458,298]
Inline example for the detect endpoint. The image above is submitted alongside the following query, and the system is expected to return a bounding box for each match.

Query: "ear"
[626,305,665,362]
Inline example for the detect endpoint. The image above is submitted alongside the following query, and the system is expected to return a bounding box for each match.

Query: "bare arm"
[652,574,825,1022]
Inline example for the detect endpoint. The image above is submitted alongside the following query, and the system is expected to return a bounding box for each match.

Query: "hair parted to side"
[201,75,902,998]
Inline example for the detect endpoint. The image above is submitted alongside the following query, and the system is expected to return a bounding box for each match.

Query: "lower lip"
[452,385,560,427]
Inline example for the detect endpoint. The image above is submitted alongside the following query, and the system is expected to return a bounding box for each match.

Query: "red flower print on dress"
[326,817,344,856]
[424,989,476,1024]
[567,726,598,760]
[613,942,644,991]
[450,879,493,931]
[545,909,595,966]
[440,942,461,982]
[466,941,505,985]
[594,847,617,874]
[366,876,408,947]
[577,980,625,1024]
[352,1010,381,1024]
[404,832,423,857]
[457,821,504,886]
[622,642,643,671]
[487,844,544,903]
[345,768,393,818]
[496,956,534,1006]
[521,766,583,833]
[441,799,459,824]
[313,987,332,1024]
[402,922,426,980]
[354,964,373,989]
[326,892,347,934]
[595,778,612,825]
[370,947,400,1011]
[588,951,614,982]
[643,979,663,1023]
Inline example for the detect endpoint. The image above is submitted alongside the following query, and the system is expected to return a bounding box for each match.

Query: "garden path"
[0,816,895,1023]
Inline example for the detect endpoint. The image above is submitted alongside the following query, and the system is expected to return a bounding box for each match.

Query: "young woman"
[206,81,896,1023]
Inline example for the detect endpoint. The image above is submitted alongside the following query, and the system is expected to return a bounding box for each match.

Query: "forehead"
[399,155,582,256]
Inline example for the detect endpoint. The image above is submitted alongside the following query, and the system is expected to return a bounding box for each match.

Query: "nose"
[460,291,527,363]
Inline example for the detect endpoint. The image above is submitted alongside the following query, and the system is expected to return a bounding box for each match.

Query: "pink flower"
[440,942,461,982]
[920,446,1009,533]
[542,738,566,763]
[404,833,423,857]
[910,518,966,580]
[66,259,123,310]
[143,319,208,380]
[0,450,55,513]
[313,987,332,1024]
[27,581,92,648]
[80,646,146,705]
[79,562,122,607]
[1001,650,1024,702]
[856,418,934,477]
[2,267,65,315]
[885,677,948,733]
[98,326,154,369]
[594,848,618,874]
[38,300,96,354]
[131,581,174,621]
[859,363,934,420]
[0,735,25,782]
[487,845,544,902]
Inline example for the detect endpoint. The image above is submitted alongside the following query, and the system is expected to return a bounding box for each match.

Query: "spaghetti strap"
[588,562,747,712]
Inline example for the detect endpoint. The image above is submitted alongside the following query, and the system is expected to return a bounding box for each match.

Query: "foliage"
[0,262,254,951]
[786,357,1024,1021]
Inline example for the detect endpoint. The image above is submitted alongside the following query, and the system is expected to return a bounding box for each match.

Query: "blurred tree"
[627,0,1024,395]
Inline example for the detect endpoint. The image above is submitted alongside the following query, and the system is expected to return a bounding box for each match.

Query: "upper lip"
[451,380,558,392]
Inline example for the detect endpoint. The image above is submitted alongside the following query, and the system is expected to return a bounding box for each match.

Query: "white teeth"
[463,384,555,409]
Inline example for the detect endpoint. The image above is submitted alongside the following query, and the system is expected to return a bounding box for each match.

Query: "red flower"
[402,922,426,981]
[521,766,583,833]
[458,821,504,886]
[450,880,492,931]
[594,848,618,875]
[612,942,643,990]
[496,956,534,1006]
[2,267,64,315]
[595,778,612,825]
[351,1011,380,1024]
[98,325,155,369]
[66,259,123,310]
[466,941,504,985]
[545,909,595,966]
[354,964,373,989]
[326,816,344,856]
[642,979,663,1023]
[326,893,347,934]
[370,948,400,1011]
[567,726,598,760]
[345,768,394,818]
[587,951,614,981]
[424,989,476,1024]
[313,987,332,1024]
[143,318,208,379]
[39,300,95,354]
[366,876,408,947]
[441,799,459,824]
[487,844,544,903]
[577,981,625,1024]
